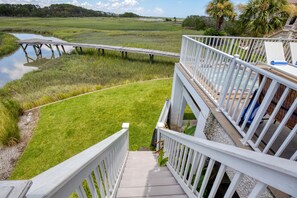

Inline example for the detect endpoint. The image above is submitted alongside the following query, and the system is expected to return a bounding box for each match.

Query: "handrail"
[186,35,297,64]
[26,124,129,198]
[180,35,297,160]
[159,128,297,198]
[155,99,171,150]
[156,99,171,126]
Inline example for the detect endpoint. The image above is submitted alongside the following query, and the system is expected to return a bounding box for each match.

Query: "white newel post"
[156,122,165,150]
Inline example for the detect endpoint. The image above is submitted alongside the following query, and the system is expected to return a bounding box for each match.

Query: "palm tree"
[240,0,289,37]
[206,0,236,30]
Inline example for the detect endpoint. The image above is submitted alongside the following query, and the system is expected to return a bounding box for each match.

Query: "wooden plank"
[117,151,186,197]
[119,177,178,187]
[0,180,32,198]
[116,185,185,197]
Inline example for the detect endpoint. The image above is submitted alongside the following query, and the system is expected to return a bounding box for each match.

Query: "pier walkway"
[17,39,180,63]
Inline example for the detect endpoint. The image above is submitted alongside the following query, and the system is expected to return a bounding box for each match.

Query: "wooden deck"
[116,151,187,198]
[17,39,180,63]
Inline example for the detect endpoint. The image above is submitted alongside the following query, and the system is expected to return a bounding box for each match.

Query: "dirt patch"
[0,108,40,180]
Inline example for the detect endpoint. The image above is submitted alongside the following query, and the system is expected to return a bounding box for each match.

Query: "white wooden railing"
[158,128,297,198]
[25,124,129,198]
[155,99,171,150]
[186,35,297,64]
[180,35,297,160]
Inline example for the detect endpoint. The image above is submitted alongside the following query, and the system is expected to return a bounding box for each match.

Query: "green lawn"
[2,51,175,110]
[10,79,172,179]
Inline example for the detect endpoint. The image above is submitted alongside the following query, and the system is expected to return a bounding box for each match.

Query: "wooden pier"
[17,39,180,63]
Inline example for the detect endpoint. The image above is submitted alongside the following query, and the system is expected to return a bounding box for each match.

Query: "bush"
[182,15,207,30]
[204,28,227,36]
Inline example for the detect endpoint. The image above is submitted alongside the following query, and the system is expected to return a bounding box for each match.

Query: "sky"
[0,0,249,18]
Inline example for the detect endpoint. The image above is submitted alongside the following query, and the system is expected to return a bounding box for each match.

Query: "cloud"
[153,7,164,15]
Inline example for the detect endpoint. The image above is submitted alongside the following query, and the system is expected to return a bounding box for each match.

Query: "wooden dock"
[116,151,187,198]
[17,39,180,63]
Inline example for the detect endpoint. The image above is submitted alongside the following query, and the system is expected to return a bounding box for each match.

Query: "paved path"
[116,151,187,198]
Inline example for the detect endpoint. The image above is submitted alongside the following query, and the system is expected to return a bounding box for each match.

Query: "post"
[156,122,165,151]
[149,54,154,64]
[216,54,239,111]
[122,123,130,151]
[20,44,28,55]
[61,45,66,53]
[56,45,62,56]
[170,69,184,130]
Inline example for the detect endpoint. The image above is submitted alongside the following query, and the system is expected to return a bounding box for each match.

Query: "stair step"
[117,151,186,197]
[122,170,172,179]
[119,177,178,188]
[116,185,185,197]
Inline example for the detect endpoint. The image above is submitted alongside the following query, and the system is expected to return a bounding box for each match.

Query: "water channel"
[0,33,71,87]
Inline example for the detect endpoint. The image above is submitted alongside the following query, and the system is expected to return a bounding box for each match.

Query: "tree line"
[183,0,297,37]
[0,4,121,17]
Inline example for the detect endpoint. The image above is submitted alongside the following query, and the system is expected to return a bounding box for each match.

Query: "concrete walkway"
[116,151,187,198]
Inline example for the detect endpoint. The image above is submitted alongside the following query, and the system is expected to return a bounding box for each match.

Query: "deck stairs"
[116,151,187,198]
[1,35,297,198]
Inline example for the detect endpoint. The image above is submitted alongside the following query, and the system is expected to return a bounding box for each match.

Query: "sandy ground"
[0,109,40,180]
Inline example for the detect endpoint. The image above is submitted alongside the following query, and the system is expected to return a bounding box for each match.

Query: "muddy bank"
[0,109,39,180]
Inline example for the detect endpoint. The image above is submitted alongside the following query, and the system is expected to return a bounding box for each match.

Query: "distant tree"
[173,17,177,23]
[240,0,289,36]
[206,0,236,30]
[0,4,115,17]
[119,12,140,18]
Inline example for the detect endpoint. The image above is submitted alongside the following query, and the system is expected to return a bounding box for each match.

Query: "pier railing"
[180,35,297,160]
[186,35,297,64]
[159,128,297,198]
[26,124,129,198]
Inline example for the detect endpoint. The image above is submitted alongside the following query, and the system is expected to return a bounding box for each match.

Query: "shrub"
[203,28,227,36]
[182,15,207,30]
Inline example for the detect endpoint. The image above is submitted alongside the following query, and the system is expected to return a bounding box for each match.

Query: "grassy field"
[2,50,175,110]
[0,32,18,57]
[0,17,201,145]
[10,79,172,179]
[0,17,201,52]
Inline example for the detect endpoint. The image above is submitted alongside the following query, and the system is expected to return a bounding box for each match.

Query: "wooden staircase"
[116,151,187,198]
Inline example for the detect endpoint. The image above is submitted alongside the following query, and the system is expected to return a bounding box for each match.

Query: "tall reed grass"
[0,32,18,57]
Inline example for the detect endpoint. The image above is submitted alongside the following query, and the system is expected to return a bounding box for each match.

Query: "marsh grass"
[2,50,175,109]
[0,32,18,57]
[0,96,21,146]
[0,17,202,52]
[10,79,172,179]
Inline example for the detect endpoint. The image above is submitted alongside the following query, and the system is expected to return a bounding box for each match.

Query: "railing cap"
[122,123,130,129]
[157,122,165,128]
